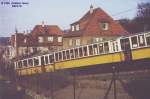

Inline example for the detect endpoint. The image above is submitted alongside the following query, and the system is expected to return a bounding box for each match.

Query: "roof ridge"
[71,7,100,25]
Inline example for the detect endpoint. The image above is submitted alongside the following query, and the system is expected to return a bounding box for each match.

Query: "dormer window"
[38,36,44,43]
[101,22,109,30]
[76,24,80,31]
[71,25,75,31]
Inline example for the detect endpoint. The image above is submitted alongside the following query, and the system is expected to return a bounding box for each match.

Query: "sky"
[0,0,149,37]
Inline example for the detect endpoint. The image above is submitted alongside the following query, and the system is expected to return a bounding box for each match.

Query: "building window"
[58,37,62,42]
[71,25,75,31]
[69,39,73,46]
[76,24,80,31]
[48,36,53,42]
[24,38,27,43]
[101,22,109,30]
[93,37,103,43]
[75,39,80,46]
[38,36,44,43]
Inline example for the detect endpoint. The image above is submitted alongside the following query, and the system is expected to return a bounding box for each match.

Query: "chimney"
[26,30,28,33]
[15,27,18,33]
[90,5,94,14]
[42,21,45,27]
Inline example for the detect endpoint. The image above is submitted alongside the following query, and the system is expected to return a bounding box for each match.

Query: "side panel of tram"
[130,33,150,60]
[15,40,125,76]
[15,32,150,76]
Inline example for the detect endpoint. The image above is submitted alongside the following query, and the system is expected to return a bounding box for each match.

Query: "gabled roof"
[64,30,84,37]
[71,9,93,25]
[65,7,128,37]
[31,25,63,36]
[11,25,64,47]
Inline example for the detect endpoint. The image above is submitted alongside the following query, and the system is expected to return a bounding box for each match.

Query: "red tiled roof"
[11,25,64,47]
[65,7,128,37]
[31,25,63,37]
[64,30,84,37]
[71,10,92,25]
[10,33,35,47]
[10,35,15,46]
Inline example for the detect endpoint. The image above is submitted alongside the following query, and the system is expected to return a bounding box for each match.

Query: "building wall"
[16,45,63,58]
[3,46,16,60]
[63,36,119,49]
[63,37,80,49]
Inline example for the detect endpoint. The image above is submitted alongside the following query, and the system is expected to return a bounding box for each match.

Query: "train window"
[45,55,49,64]
[120,38,130,51]
[115,42,119,51]
[18,61,22,68]
[146,33,150,46]
[63,51,66,60]
[55,53,59,61]
[79,47,83,57]
[70,49,75,59]
[58,52,62,61]
[41,56,45,65]
[49,55,54,63]
[23,60,28,67]
[131,36,138,48]
[34,57,39,66]
[112,42,115,52]
[28,59,33,66]
[93,44,98,55]
[66,50,70,60]
[99,43,104,54]
[112,42,118,52]
[83,46,88,56]
[138,35,145,46]
[104,42,109,53]
[74,48,79,58]
[88,45,93,55]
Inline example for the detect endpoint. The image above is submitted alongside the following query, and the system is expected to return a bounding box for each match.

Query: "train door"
[120,38,132,61]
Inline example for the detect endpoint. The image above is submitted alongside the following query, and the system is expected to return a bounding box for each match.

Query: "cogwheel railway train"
[14,32,150,76]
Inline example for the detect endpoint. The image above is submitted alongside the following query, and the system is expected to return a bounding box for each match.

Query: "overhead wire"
[111,7,137,17]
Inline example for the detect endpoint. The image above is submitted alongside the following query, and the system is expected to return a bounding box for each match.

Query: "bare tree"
[136,2,150,31]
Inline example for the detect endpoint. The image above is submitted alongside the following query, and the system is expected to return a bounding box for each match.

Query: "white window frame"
[94,38,99,43]
[24,38,27,43]
[58,36,62,42]
[76,24,80,31]
[145,33,150,46]
[48,36,53,42]
[38,36,44,43]
[93,37,103,43]
[101,22,109,30]
[71,25,75,31]
[130,36,138,48]
[75,39,80,46]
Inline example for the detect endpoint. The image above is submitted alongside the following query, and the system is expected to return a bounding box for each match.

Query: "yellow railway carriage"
[15,32,150,76]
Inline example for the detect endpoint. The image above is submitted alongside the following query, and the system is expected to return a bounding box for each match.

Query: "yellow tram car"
[14,32,150,76]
